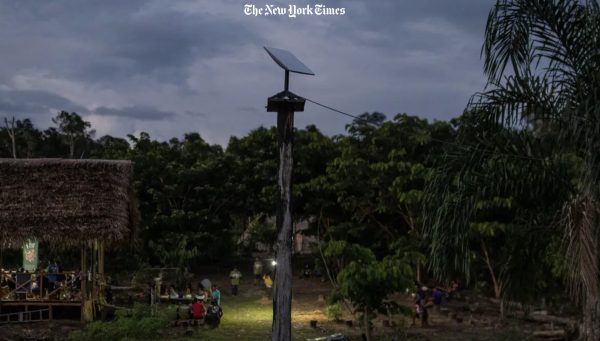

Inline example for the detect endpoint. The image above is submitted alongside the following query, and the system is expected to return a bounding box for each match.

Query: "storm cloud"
[0,0,495,145]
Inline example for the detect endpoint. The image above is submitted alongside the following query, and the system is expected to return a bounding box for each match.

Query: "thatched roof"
[0,159,137,247]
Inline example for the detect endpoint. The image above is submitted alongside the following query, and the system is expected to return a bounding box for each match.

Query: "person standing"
[253,258,263,285]
[412,286,429,327]
[229,267,242,296]
[47,261,58,291]
[432,287,443,312]
[211,285,221,306]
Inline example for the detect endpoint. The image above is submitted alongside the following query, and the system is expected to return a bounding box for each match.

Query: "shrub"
[69,304,174,341]
[325,303,343,321]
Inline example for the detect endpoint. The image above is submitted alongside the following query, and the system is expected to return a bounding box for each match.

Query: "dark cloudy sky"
[0,0,495,145]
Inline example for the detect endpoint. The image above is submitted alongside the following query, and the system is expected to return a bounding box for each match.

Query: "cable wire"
[304,96,547,162]
[304,98,372,123]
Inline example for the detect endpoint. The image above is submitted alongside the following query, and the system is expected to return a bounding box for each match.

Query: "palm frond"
[562,187,599,305]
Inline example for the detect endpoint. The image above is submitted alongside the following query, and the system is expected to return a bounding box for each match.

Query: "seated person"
[175,303,188,320]
[168,285,179,300]
[0,270,9,289]
[6,272,15,290]
[190,298,205,320]
[30,274,40,296]
[205,300,223,327]
[184,285,193,300]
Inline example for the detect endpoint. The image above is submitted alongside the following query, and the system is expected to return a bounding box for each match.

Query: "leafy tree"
[426,0,600,337]
[293,124,339,221]
[92,135,131,160]
[425,112,573,317]
[224,126,278,248]
[0,117,44,158]
[51,111,95,158]
[316,113,452,272]
[482,1,600,338]
[328,241,414,341]
[128,132,233,269]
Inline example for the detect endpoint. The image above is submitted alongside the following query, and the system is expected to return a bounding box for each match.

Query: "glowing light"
[271,260,277,266]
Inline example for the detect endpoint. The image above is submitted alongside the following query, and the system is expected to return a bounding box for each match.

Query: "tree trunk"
[570,191,600,341]
[364,307,371,341]
[272,110,294,341]
[69,135,75,159]
[580,297,600,341]
[4,117,16,158]
[481,239,504,320]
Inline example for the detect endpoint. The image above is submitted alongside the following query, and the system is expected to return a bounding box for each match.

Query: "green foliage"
[326,241,414,339]
[68,304,172,341]
[324,303,343,321]
[0,91,579,327]
[424,113,572,303]
[52,111,95,158]
[335,253,413,315]
[128,132,234,267]
[424,2,600,336]
[316,113,451,260]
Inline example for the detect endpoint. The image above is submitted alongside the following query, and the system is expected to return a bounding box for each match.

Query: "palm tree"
[425,1,600,339]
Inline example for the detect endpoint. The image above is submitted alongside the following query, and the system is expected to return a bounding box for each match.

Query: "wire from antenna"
[303,96,546,162]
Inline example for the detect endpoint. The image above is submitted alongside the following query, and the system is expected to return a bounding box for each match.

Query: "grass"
[181,295,331,340]
[66,290,530,341]
[69,295,343,340]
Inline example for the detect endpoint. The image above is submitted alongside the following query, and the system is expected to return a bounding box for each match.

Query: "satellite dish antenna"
[265,46,314,91]
[264,47,315,112]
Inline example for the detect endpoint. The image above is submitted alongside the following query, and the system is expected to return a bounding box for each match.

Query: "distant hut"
[0,159,137,322]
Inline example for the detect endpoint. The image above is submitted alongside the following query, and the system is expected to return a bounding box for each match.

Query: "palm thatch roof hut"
[0,159,136,247]
[0,159,138,322]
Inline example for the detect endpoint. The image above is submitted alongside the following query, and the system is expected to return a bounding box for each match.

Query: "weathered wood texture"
[272,111,294,341]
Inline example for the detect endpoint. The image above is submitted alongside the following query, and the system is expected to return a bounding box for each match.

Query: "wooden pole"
[272,110,294,341]
[80,246,86,323]
[99,241,105,276]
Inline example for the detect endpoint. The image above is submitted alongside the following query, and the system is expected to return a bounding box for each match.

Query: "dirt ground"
[207,271,557,340]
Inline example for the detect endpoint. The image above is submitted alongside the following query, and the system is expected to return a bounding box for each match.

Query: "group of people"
[167,283,223,327]
[178,296,223,327]
[251,258,274,289]
[0,261,81,300]
[229,260,274,296]
[412,281,461,327]
[161,283,221,304]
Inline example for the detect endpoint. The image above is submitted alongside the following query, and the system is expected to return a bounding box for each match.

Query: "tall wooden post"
[267,89,305,341]
[80,245,87,322]
[273,109,294,340]
[264,47,314,341]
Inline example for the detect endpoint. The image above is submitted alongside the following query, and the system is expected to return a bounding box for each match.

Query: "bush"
[325,303,343,321]
[69,304,174,341]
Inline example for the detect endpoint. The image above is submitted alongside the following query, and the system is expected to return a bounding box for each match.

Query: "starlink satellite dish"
[264,46,314,112]
[264,47,315,75]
